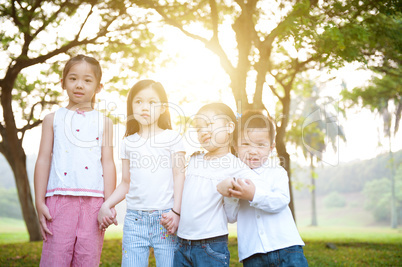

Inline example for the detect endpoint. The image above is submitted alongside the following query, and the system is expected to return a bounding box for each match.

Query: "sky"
[19,27,402,169]
[1,6,398,169]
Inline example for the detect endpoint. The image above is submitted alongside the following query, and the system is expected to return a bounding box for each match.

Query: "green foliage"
[0,0,162,125]
[341,4,401,137]
[324,191,346,208]
[294,150,402,195]
[288,80,345,160]
[363,165,402,222]
[0,188,22,219]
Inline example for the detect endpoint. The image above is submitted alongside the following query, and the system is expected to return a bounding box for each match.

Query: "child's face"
[132,86,165,128]
[236,128,274,169]
[62,61,101,107]
[195,110,234,153]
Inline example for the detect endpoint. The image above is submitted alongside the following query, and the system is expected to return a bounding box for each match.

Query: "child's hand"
[36,202,53,241]
[229,178,256,201]
[217,177,235,197]
[160,210,180,235]
[98,204,118,230]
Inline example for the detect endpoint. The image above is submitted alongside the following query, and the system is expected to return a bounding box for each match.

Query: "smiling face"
[62,61,101,109]
[236,128,275,169]
[132,86,165,128]
[195,109,234,154]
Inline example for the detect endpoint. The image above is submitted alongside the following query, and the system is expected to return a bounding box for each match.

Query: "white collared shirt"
[177,153,260,240]
[227,160,305,262]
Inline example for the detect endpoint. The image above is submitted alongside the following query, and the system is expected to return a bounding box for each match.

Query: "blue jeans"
[243,245,308,267]
[173,235,230,266]
[122,209,177,267]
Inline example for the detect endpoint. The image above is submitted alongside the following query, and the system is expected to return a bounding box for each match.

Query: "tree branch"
[151,3,235,75]
[267,84,283,101]
[32,1,70,38]
[0,141,5,157]
[14,15,116,71]
[209,0,219,40]
[270,70,286,91]
[19,120,42,141]
[75,4,94,41]
[11,0,23,29]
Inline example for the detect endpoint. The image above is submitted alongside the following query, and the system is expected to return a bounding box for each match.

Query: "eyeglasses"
[238,144,272,149]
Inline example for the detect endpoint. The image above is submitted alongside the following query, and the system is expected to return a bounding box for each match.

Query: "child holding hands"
[218,110,308,266]
[34,55,116,266]
[98,80,186,267]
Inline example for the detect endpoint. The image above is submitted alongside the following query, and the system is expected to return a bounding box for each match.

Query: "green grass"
[0,217,28,244]
[1,236,401,266]
[0,225,402,266]
[1,219,402,266]
[299,226,402,244]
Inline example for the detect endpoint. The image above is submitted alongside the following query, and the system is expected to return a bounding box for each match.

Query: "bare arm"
[172,151,186,214]
[98,159,130,229]
[101,117,116,199]
[33,113,54,241]
[161,151,186,234]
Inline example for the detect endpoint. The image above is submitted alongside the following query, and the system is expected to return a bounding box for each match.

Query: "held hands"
[229,178,256,202]
[160,210,180,235]
[36,202,53,241]
[98,204,118,231]
[216,177,234,197]
[217,177,256,201]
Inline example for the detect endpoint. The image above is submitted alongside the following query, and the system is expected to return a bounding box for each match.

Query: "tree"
[363,164,402,223]
[288,81,345,226]
[341,1,401,227]
[136,0,398,217]
[342,72,401,228]
[0,0,160,241]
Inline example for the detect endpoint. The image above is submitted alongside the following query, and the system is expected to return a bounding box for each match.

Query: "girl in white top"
[98,80,186,267]
[34,55,116,267]
[174,103,260,267]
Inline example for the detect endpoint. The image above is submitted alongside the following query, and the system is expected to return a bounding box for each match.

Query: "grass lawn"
[1,221,401,266]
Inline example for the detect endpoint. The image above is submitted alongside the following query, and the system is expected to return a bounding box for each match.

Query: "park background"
[0,0,401,266]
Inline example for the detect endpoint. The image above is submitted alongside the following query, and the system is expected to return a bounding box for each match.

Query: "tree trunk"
[7,147,42,241]
[275,92,296,222]
[275,136,295,221]
[1,75,42,241]
[310,155,318,226]
[389,138,397,228]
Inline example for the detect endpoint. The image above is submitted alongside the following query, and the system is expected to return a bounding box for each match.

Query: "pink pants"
[40,195,105,267]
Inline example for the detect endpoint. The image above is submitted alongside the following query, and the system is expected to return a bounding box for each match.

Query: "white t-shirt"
[177,153,260,240]
[226,160,305,262]
[46,108,104,197]
[120,129,185,210]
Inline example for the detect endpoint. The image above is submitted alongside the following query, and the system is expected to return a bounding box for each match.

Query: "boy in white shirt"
[217,110,308,266]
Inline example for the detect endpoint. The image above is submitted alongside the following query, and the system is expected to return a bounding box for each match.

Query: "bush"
[363,164,402,223]
[324,191,346,208]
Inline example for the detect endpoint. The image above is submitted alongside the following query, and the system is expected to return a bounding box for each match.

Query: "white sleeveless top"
[46,108,104,197]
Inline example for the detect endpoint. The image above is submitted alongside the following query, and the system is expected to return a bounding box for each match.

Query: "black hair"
[196,103,237,154]
[234,110,275,145]
[125,79,171,136]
